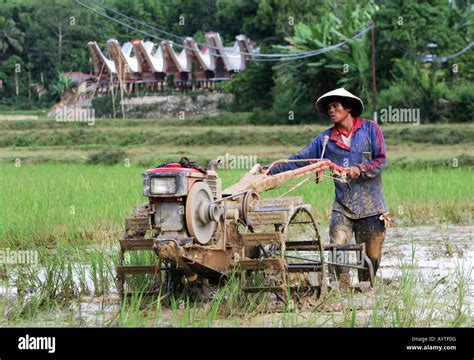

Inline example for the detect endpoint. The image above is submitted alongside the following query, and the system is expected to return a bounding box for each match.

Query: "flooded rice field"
[380,225,473,313]
[0,225,472,327]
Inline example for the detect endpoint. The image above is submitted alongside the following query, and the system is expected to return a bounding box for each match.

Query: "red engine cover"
[145,162,219,177]
[144,163,200,173]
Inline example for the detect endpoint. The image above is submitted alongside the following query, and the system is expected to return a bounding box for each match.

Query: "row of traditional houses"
[87,32,256,93]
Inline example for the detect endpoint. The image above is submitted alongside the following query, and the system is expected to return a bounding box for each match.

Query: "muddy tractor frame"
[116,155,375,300]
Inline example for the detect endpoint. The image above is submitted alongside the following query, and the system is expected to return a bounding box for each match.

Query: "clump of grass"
[87,148,127,166]
[112,268,275,327]
[88,250,115,296]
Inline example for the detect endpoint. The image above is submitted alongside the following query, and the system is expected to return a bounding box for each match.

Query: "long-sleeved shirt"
[269,117,388,219]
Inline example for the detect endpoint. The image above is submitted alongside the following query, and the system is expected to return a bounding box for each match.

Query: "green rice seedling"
[339,291,358,328]
[88,249,116,296]
[116,287,160,327]
[448,263,472,327]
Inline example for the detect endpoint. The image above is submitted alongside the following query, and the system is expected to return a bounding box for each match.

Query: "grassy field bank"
[0,118,473,169]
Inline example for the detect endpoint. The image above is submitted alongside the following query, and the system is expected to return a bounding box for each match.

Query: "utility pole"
[371,22,377,123]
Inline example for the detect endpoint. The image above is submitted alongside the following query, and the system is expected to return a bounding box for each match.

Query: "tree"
[373,0,469,88]
[223,59,274,111]
[0,17,25,61]
[51,72,72,101]
[272,1,378,112]
[1,54,25,97]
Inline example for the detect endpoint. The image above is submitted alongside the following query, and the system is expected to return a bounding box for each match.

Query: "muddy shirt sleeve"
[269,134,323,174]
[358,122,387,179]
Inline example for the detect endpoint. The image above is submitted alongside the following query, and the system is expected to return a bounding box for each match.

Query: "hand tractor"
[116,152,375,301]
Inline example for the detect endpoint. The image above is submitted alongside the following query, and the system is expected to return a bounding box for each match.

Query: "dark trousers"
[329,210,386,282]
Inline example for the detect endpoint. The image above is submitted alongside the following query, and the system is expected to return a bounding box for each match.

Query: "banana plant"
[51,72,73,101]
[273,1,378,110]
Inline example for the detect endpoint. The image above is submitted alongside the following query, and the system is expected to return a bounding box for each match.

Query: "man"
[266,88,389,288]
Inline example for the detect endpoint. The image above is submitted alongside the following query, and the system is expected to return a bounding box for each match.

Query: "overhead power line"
[74,0,373,62]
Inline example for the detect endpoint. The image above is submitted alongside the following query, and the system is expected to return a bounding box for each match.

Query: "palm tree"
[0,17,25,61]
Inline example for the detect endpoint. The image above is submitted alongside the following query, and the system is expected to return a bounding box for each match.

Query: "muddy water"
[380,225,473,313]
[319,225,473,312]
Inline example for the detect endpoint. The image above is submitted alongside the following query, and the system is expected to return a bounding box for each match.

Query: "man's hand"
[349,166,361,179]
[331,168,342,177]
[250,163,264,175]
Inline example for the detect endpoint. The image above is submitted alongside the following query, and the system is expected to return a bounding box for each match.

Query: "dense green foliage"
[0,0,472,122]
